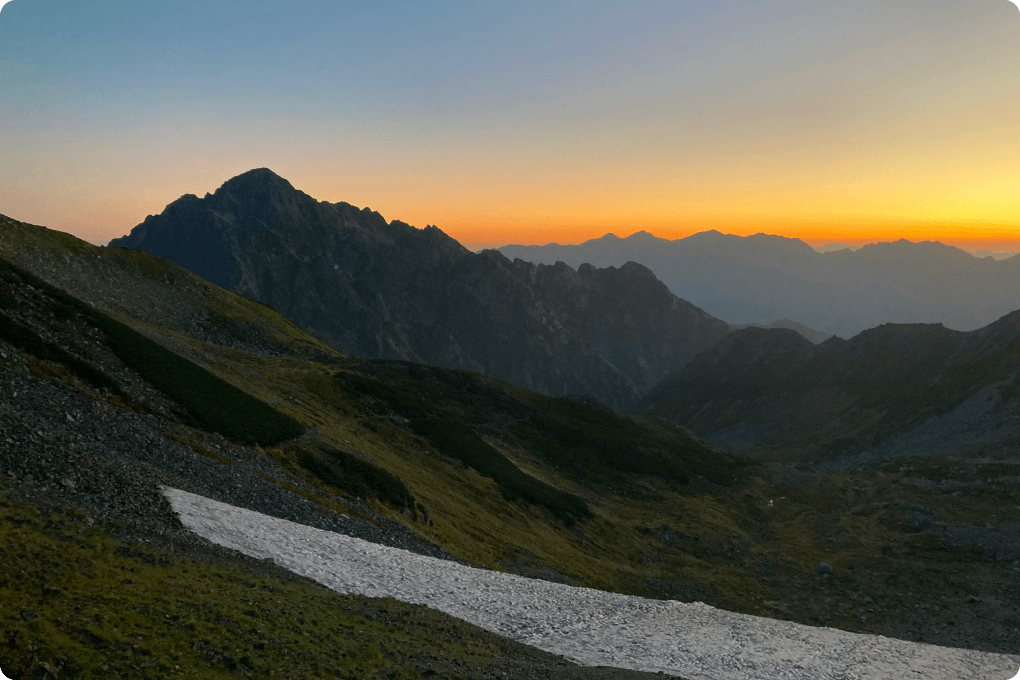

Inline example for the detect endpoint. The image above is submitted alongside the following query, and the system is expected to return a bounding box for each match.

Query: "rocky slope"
[109,169,730,410]
[645,315,1020,461]
[0,213,336,364]
[500,230,1020,338]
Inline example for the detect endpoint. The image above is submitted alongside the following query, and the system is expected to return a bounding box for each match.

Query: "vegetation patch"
[338,361,755,504]
[289,442,415,509]
[509,392,755,490]
[91,313,304,446]
[0,497,522,680]
[337,365,591,525]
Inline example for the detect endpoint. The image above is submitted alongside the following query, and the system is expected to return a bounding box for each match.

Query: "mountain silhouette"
[500,232,1020,338]
[110,169,731,410]
[729,319,831,345]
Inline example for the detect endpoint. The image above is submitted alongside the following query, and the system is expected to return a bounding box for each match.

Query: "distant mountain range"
[729,319,831,345]
[645,314,1020,462]
[813,243,858,253]
[103,168,1020,461]
[500,232,1020,338]
[110,169,730,410]
[972,250,1020,261]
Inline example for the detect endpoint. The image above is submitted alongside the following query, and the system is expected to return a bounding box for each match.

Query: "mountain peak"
[108,171,730,410]
[217,168,295,195]
[625,230,660,242]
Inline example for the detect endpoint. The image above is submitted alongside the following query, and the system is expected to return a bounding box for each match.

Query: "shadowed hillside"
[646,317,1020,462]
[729,319,832,345]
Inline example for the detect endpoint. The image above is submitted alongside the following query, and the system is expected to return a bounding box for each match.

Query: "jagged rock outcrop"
[111,169,731,409]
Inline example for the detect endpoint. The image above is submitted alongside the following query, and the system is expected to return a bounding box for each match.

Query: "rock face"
[645,313,1020,459]
[110,169,730,410]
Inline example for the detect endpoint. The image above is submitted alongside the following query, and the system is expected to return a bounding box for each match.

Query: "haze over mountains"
[500,232,1020,339]
[110,169,730,410]
[972,250,1020,261]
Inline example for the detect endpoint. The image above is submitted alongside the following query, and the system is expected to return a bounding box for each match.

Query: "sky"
[1,1,1019,251]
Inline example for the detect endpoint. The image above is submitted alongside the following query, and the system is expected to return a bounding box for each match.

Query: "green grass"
[337,360,754,512]
[92,312,305,446]
[290,441,415,509]
[506,391,755,491]
[0,253,304,447]
[0,497,514,680]
[337,366,591,525]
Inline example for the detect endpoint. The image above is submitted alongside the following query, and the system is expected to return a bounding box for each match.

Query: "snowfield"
[162,487,1020,680]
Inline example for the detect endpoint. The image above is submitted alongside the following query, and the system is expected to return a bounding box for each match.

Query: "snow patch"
[162,486,1020,680]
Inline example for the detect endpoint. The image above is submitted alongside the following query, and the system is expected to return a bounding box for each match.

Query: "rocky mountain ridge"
[110,169,731,410]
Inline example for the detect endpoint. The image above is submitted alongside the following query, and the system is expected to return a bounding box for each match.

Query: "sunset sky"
[2,1,1019,251]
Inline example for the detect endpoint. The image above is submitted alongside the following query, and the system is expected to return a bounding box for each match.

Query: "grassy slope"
[0,213,333,358]
[1,497,673,680]
[128,308,1020,654]
[2,212,1018,669]
[123,325,759,595]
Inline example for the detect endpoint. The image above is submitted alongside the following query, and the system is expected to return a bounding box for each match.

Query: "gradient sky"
[1,1,1019,251]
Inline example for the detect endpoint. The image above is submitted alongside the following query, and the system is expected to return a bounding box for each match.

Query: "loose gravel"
[0,347,457,562]
[164,486,1020,680]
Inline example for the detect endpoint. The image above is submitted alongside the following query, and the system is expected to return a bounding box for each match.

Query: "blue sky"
[2,1,1018,249]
